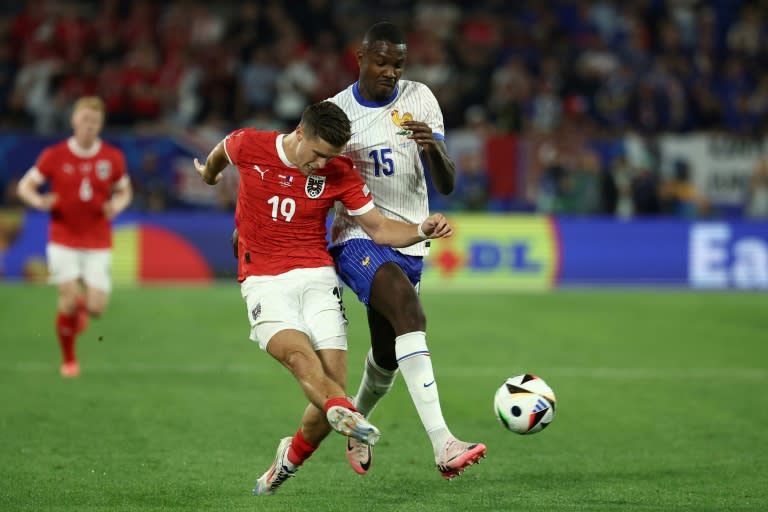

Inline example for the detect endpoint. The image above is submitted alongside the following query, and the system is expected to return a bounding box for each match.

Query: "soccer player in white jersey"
[328,22,487,479]
[194,101,453,495]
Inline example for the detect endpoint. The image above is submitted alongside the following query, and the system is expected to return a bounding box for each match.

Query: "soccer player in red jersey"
[193,101,452,495]
[17,96,133,378]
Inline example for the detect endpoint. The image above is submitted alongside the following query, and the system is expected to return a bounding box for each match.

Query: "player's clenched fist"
[419,213,452,239]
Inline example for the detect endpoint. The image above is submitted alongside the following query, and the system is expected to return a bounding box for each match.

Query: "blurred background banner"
[423,215,559,291]
[1,210,234,284]
[4,211,766,290]
[657,134,766,207]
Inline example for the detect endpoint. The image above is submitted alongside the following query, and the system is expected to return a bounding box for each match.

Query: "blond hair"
[73,96,106,115]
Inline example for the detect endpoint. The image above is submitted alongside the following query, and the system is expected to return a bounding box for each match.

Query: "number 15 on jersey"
[369,148,394,177]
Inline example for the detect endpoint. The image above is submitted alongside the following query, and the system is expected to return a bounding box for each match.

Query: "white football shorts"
[240,266,348,351]
[46,243,112,292]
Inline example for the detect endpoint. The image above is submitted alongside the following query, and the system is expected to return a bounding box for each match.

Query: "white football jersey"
[329,79,445,256]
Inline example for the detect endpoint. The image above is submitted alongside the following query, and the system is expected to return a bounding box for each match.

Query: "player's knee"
[391,299,426,332]
[58,293,79,314]
[87,298,108,317]
[283,349,315,376]
[372,286,423,327]
[371,345,398,371]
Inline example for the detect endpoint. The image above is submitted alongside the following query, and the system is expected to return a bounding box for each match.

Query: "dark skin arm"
[402,120,456,195]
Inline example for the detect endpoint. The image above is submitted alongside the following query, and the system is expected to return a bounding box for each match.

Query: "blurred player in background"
[194,101,453,496]
[328,22,487,479]
[16,96,132,378]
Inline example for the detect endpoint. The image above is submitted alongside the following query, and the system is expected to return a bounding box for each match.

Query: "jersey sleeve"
[112,150,128,184]
[338,163,375,216]
[419,84,446,141]
[223,128,251,166]
[34,147,56,179]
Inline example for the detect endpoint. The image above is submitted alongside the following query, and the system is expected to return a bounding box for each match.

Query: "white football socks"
[352,350,398,417]
[394,331,452,456]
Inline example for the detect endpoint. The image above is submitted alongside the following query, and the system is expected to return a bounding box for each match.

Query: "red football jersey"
[35,138,128,249]
[225,128,374,279]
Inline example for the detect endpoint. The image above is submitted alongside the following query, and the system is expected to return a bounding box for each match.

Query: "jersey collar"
[352,81,399,108]
[275,134,296,168]
[67,137,102,158]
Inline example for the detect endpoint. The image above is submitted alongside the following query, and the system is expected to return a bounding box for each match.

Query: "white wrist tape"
[417,223,428,240]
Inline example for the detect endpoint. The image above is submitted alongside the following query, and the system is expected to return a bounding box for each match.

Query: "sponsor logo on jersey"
[253,165,269,180]
[96,160,111,180]
[361,256,371,267]
[362,184,370,196]
[251,303,261,321]
[63,164,75,174]
[305,175,326,198]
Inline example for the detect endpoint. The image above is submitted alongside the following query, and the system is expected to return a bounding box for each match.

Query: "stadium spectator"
[659,159,710,218]
[236,46,280,118]
[327,22,487,480]
[131,151,172,212]
[746,155,768,219]
[193,100,453,495]
[453,150,490,211]
[631,164,662,216]
[15,96,132,378]
[601,154,636,219]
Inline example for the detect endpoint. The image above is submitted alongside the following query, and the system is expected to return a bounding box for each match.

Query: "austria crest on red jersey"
[96,160,112,180]
[305,175,326,198]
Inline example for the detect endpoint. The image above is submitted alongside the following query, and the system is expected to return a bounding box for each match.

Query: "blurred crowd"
[1,0,768,218]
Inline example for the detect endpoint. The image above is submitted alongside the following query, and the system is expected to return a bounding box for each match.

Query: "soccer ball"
[493,374,556,434]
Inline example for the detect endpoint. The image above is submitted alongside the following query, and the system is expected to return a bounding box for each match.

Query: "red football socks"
[322,396,356,413]
[56,312,78,363]
[287,427,318,466]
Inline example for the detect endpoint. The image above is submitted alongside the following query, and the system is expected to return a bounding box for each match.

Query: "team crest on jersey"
[96,160,112,180]
[305,175,326,198]
[391,109,414,136]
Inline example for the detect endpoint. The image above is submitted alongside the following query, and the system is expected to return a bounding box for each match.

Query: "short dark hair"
[300,101,351,148]
[363,22,406,46]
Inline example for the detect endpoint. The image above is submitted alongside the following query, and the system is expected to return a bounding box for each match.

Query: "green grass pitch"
[1,284,767,511]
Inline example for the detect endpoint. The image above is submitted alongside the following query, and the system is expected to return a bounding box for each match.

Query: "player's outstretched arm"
[193,140,228,185]
[355,208,452,248]
[17,168,56,211]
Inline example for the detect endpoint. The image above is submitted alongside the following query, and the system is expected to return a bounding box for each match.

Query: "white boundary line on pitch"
[5,362,766,379]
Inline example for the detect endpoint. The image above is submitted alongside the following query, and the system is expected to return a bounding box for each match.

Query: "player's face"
[357,40,407,102]
[71,106,104,145]
[295,130,343,176]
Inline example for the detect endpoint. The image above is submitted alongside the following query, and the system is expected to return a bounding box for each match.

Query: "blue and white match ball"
[493,374,556,434]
